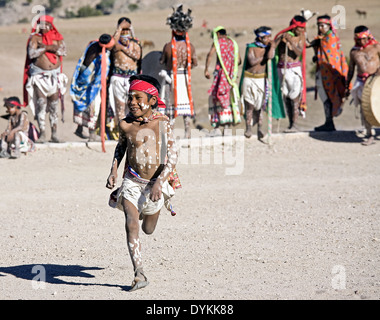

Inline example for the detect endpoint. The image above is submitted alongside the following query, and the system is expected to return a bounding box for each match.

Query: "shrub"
[128,3,139,12]
[77,5,102,18]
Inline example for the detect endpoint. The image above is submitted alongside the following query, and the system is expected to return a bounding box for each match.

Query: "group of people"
[238,14,380,147]
[2,9,380,159]
[1,6,380,293]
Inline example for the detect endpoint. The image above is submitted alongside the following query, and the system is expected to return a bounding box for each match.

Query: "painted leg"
[48,97,61,143]
[254,109,264,140]
[244,100,253,138]
[122,199,149,291]
[183,116,191,139]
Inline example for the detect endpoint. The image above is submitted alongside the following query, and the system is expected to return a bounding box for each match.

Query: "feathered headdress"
[166,4,193,32]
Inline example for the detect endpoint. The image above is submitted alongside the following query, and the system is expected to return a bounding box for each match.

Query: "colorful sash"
[171,32,194,117]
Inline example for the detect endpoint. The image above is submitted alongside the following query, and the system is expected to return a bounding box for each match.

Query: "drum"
[361,74,380,127]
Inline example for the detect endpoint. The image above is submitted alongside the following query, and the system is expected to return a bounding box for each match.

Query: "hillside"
[0,0,209,26]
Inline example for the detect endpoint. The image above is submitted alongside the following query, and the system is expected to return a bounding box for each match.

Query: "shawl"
[70,39,113,152]
[211,26,241,124]
[316,30,348,117]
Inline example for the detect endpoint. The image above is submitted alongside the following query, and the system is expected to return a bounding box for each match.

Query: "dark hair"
[218,28,227,35]
[254,26,272,35]
[292,15,307,24]
[317,14,331,21]
[354,25,368,33]
[99,34,112,45]
[118,17,131,25]
[129,75,161,108]
[4,96,21,108]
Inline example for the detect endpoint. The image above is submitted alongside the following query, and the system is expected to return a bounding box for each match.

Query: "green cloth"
[270,53,286,119]
[239,42,285,119]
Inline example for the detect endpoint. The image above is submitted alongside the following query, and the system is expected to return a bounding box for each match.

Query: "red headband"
[4,100,23,108]
[275,18,306,39]
[129,80,166,108]
[355,30,371,39]
[317,18,331,25]
[291,18,307,28]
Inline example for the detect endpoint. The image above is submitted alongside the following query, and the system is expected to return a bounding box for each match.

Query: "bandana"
[255,29,272,38]
[129,79,166,108]
[355,30,371,39]
[274,18,306,40]
[317,18,331,25]
[254,29,271,48]
[120,35,131,43]
[353,29,378,50]
[4,98,23,108]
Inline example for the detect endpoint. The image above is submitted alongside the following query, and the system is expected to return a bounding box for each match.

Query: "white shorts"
[26,64,68,116]
[111,171,175,216]
[241,76,266,111]
[351,78,364,108]
[278,65,303,100]
[108,75,131,119]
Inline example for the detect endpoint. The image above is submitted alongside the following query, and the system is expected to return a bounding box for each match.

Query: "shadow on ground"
[308,129,380,144]
[0,264,130,291]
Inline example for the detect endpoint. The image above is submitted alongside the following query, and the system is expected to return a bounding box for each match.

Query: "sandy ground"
[0,0,380,300]
[0,132,379,300]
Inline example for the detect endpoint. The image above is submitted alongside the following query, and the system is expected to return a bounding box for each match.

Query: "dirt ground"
[0,0,379,300]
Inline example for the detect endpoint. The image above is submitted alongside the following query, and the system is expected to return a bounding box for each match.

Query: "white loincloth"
[350,78,365,107]
[25,64,68,116]
[110,170,175,216]
[241,75,266,111]
[108,74,131,121]
[158,68,193,118]
[277,65,303,100]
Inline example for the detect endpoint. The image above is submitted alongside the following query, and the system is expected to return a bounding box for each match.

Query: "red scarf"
[275,18,307,112]
[32,15,64,64]
[171,31,194,117]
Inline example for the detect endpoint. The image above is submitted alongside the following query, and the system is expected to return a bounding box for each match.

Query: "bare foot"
[284,126,298,133]
[129,268,149,292]
[361,136,375,146]
[244,128,253,138]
